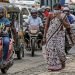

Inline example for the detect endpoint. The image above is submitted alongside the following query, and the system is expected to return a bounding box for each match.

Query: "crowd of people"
[0,3,75,74]
[24,3,75,72]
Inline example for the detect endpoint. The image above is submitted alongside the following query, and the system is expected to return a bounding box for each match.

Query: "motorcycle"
[24,25,43,57]
[0,25,14,74]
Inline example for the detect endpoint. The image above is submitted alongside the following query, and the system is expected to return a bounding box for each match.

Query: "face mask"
[64,12,68,15]
[53,10,61,13]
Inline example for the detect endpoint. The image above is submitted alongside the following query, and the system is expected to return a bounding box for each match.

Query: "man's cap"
[46,6,51,9]
[31,8,37,13]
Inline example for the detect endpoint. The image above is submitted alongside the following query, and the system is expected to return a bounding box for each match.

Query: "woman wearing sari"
[44,4,71,71]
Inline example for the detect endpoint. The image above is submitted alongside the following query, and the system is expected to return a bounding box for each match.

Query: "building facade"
[40,0,59,9]
[41,0,59,7]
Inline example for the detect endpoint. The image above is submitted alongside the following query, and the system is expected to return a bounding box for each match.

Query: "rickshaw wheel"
[17,50,22,59]
[17,46,24,59]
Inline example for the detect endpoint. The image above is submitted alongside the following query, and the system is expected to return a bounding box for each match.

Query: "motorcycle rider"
[63,7,75,54]
[63,7,75,24]
[24,8,43,48]
[0,7,11,61]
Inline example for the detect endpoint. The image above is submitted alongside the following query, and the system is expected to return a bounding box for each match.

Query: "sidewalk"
[39,46,75,75]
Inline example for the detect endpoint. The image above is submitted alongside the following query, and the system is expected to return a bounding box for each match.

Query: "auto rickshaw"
[4,5,25,59]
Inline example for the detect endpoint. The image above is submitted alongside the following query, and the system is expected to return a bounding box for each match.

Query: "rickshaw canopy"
[4,6,20,13]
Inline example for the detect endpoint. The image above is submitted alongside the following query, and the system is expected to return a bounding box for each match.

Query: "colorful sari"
[46,15,66,71]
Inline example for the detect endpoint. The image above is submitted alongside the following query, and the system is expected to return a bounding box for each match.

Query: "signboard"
[59,0,65,6]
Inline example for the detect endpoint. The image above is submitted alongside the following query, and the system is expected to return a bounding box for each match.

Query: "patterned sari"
[46,15,66,71]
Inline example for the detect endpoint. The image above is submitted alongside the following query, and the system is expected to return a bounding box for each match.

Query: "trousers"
[3,37,10,60]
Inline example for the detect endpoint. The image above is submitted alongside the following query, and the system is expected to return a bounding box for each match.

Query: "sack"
[42,44,47,60]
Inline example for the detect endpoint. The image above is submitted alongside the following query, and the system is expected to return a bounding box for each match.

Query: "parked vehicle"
[20,6,31,23]
[5,5,25,59]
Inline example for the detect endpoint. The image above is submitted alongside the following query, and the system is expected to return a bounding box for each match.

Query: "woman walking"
[44,3,71,71]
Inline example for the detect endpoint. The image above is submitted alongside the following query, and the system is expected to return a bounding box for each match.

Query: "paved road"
[0,50,46,75]
[0,48,75,75]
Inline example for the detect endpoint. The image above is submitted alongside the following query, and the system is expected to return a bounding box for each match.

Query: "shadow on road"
[25,53,41,57]
[0,73,8,75]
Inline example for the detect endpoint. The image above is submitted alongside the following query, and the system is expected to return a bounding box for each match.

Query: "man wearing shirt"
[24,8,43,47]
[27,8,43,28]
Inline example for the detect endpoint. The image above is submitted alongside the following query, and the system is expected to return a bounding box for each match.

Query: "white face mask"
[64,12,68,14]
[53,10,61,13]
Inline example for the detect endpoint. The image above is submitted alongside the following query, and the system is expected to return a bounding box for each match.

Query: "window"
[21,8,29,16]
[47,0,48,5]
[51,0,52,10]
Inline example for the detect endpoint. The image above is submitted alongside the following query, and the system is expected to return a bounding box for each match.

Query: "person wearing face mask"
[63,7,75,24]
[24,8,43,48]
[43,6,51,18]
[63,7,75,54]
[43,3,72,71]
